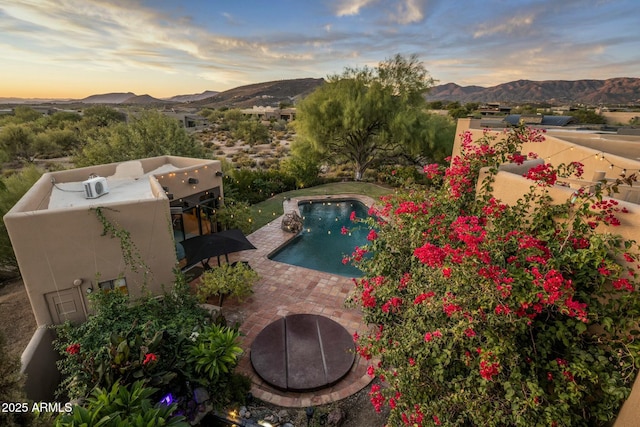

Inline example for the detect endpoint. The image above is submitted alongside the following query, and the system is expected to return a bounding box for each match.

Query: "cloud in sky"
[0,0,638,98]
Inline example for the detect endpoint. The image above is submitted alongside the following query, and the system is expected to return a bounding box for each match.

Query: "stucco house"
[4,155,223,327]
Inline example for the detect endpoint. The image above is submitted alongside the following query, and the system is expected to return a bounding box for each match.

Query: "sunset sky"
[1,0,639,99]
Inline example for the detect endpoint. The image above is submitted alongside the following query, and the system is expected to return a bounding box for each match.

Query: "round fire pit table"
[250,313,355,392]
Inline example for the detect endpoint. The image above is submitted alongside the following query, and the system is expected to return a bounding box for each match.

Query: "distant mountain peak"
[426,77,640,105]
[80,92,136,104]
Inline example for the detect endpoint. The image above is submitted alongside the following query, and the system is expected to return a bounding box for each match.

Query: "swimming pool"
[269,199,372,277]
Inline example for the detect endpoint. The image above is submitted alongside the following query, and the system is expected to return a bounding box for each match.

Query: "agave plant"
[188,324,243,384]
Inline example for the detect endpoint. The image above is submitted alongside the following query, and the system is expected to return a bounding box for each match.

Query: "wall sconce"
[167,193,174,200]
[188,177,199,184]
[215,171,223,177]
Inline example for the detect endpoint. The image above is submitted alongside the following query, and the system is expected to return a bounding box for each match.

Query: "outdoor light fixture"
[159,393,174,406]
[215,171,223,177]
[306,406,315,426]
[188,177,199,184]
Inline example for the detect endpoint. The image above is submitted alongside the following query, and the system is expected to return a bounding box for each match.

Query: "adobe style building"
[4,155,223,326]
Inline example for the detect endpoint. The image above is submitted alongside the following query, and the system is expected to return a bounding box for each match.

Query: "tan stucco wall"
[601,111,640,126]
[5,197,176,326]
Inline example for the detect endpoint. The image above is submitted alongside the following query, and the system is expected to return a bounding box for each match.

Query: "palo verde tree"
[296,54,444,180]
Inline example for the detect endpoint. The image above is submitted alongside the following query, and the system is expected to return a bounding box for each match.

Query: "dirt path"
[0,279,37,358]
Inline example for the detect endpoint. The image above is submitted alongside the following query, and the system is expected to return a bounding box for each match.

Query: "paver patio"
[191,195,374,407]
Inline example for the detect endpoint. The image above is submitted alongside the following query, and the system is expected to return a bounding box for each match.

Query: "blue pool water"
[269,199,372,277]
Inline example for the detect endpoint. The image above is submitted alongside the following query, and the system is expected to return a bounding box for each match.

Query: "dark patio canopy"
[181,228,256,269]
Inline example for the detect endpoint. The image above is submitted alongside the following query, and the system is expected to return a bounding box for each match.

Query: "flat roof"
[48,162,177,209]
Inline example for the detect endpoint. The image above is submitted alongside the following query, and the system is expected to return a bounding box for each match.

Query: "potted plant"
[197,262,259,306]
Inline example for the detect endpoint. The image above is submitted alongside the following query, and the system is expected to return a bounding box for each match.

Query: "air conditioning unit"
[83,176,109,199]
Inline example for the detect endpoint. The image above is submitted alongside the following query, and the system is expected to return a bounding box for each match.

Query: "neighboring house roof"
[504,115,574,127]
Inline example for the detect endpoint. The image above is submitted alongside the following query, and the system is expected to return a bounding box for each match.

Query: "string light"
[543,147,639,176]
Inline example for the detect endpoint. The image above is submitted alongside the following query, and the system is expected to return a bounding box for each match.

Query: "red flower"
[414,243,446,267]
[423,163,440,179]
[143,352,158,365]
[479,360,500,380]
[613,278,634,292]
[341,226,349,235]
[350,211,357,221]
[508,153,527,165]
[367,365,375,377]
[524,163,557,186]
[66,343,80,355]
[367,229,378,241]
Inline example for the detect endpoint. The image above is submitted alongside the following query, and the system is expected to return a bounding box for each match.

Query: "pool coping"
[282,194,377,218]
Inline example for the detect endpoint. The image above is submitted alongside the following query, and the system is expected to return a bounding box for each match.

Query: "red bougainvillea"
[346,124,640,426]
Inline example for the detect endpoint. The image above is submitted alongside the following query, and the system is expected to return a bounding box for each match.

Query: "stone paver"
[190,195,376,407]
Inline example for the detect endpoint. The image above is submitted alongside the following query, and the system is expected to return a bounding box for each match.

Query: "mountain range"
[425,77,640,105]
[1,77,639,107]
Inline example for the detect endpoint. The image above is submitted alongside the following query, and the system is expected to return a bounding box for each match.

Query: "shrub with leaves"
[347,125,640,426]
[197,261,259,306]
[54,274,210,400]
[55,380,188,427]
[188,323,243,385]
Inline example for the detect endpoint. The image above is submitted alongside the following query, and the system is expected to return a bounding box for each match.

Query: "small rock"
[193,387,209,404]
[277,409,290,421]
[327,408,346,427]
[244,410,251,419]
[282,423,294,427]
[239,406,247,418]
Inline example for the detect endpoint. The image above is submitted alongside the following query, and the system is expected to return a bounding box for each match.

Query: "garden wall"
[21,326,60,402]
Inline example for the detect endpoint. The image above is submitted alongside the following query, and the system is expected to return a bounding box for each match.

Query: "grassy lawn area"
[248,181,393,230]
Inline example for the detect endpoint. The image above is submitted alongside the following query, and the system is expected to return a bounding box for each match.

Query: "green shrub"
[55,380,188,427]
[54,276,210,400]
[0,331,32,427]
[197,262,259,306]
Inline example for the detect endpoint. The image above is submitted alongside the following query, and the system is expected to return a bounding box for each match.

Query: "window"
[98,277,128,294]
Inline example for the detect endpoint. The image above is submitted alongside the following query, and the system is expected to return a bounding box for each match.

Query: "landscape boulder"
[281,210,303,233]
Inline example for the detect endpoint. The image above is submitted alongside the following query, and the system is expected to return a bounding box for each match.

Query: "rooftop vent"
[83,176,109,199]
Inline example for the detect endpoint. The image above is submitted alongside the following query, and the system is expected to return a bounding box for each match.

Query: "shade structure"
[181,229,256,269]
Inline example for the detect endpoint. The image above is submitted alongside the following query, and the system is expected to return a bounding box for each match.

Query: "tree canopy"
[74,109,205,167]
[296,54,449,180]
[0,166,43,280]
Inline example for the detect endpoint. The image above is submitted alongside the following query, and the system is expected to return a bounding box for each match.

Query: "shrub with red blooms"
[347,124,640,426]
